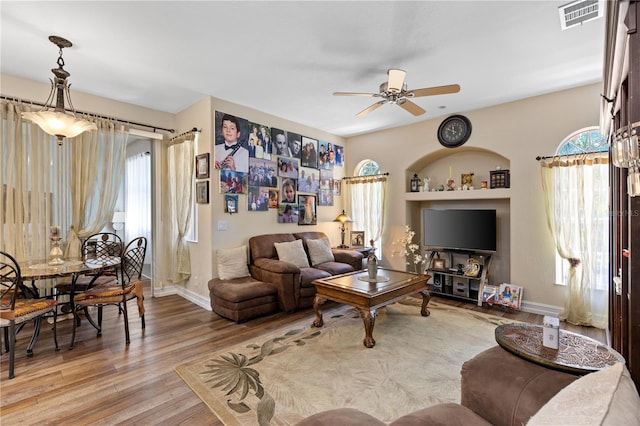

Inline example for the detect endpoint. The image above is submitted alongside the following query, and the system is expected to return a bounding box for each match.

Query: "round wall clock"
[437,115,472,148]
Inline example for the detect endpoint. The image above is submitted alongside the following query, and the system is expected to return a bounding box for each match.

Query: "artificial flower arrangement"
[392,225,427,274]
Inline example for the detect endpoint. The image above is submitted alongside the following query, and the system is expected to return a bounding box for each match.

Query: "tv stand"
[425,249,493,306]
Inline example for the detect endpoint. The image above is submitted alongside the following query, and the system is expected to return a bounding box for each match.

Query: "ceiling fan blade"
[410,84,461,97]
[357,100,386,117]
[398,99,426,116]
[387,69,406,92]
[333,91,379,97]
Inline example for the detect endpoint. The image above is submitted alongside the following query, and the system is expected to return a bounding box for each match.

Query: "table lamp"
[333,210,353,248]
[112,211,126,238]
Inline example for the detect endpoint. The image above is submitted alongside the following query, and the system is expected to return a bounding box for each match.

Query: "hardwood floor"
[0,292,605,425]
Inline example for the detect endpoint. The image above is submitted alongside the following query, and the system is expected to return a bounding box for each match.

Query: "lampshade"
[112,211,126,223]
[333,210,352,224]
[112,211,126,232]
[21,35,97,145]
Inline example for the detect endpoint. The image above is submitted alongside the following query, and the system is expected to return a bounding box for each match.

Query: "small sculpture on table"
[367,240,378,279]
[48,226,64,265]
[423,177,431,192]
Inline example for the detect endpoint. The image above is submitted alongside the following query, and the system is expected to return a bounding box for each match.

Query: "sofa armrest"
[254,257,300,274]
[332,249,364,270]
[460,345,579,426]
[249,259,300,312]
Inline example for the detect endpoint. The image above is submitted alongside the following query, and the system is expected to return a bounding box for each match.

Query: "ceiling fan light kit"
[334,68,461,117]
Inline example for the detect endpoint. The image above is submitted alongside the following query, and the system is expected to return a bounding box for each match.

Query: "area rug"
[175,300,517,425]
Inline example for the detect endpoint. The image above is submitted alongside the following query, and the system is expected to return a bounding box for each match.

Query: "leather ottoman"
[208,277,278,322]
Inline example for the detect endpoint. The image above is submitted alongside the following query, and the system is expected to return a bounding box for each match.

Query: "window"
[358,160,381,176]
[554,126,608,286]
[555,127,608,156]
[349,160,386,257]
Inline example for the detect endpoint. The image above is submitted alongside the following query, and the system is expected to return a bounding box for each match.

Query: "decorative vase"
[367,242,378,279]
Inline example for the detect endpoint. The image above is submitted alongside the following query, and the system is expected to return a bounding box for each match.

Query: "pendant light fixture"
[21,35,97,145]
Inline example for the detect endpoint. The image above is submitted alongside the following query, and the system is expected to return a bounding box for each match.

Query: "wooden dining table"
[19,257,121,349]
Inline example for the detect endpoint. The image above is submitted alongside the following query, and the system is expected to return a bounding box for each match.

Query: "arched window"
[553,126,608,290]
[555,127,608,156]
[348,159,386,256]
[357,159,381,176]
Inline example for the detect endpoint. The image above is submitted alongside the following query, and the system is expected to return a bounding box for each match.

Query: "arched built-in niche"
[405,146,510,192]
[405,147,511,299]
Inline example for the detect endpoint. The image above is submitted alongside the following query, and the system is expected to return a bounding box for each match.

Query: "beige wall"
[3,73,602,314]
[346,83,601,314]
[189,98,347,302]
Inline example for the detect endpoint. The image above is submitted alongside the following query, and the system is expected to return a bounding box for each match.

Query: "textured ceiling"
[0,1,605,137]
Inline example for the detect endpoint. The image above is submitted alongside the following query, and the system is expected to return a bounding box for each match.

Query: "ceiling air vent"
[558,0,604,30]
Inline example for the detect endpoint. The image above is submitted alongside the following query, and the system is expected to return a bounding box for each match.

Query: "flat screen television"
[422,209,497,252]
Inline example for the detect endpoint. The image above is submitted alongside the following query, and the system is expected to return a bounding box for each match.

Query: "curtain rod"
[535,151,608,161]
[342,172,389,181]
[170,127,200,142]
[1,95,175,134]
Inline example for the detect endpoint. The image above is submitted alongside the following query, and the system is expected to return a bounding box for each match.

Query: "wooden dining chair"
[0,251,59,379]
[70,236,147,348]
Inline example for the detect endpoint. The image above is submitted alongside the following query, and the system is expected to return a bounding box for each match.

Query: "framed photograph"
[497,283,523,310]
[219,170,248,195]
[225,194,238,213]
[318,189,333,206]
[280,178,297,204]
[196,181,209,204]
[481,284,499,305]
[196,153,210,179]
[298,194,317,225]
[301,136,318,168]
[268,189,279,208]
[278,203,298,223]
[214,111,249,173]
[350,231,365,248]
[248,186,270,211]
[432,258,446,270]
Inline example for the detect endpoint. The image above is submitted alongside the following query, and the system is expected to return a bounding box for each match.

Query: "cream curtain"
[345,175,387,250]
[124,153,152,258]
[66,119,127,256]
[1,99,127,261]
[540,154,609,328]
[166,132,197,283]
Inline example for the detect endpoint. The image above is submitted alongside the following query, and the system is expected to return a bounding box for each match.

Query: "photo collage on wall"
[214,111,344,223]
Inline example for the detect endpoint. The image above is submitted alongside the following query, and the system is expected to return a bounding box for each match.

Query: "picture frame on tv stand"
[432,258,446,270]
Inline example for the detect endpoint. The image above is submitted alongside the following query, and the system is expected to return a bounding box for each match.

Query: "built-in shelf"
[405,188,511,201]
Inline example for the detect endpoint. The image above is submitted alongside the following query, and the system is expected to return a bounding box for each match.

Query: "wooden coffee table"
[312,268,431,348]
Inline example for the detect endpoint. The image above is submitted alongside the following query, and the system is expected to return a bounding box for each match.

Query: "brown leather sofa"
[295,345,640,425]
[249,232,363,312]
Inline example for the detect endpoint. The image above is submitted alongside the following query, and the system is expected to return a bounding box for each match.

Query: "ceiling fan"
[333,69,460,117]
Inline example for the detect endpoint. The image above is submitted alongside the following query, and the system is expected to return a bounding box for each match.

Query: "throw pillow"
[528,362,640,425]
[216,245,250,280]
[307,238,335,266]
[274,239,310,268]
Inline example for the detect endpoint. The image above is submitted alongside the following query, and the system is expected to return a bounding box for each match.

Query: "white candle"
[50,226,60,238]
[449,166,452,179]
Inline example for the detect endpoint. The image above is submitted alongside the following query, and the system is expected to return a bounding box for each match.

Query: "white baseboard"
[520,300,563,317]
[152,285,212,311]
